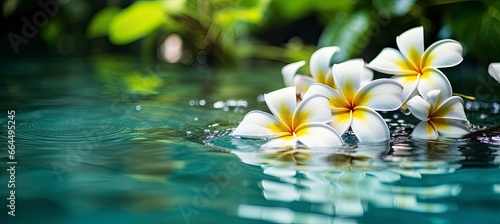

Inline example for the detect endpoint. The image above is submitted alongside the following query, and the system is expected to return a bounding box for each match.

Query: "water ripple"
[13,108,136,144]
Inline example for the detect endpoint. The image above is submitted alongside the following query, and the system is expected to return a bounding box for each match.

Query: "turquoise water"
[1,57,500,223]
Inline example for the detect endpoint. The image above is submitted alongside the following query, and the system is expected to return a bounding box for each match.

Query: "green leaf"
[214,8,263,26]
[372,0,416,17]
[160,0,185,12]
[271,0,353,20]
[109,2,166,45]
[41,19,61,44]
[87,6,121,38]
[313,0,354,12]
[270,0,312,19]
[319,11,371,62]
[213,0,270,26]
[443,2,500,61]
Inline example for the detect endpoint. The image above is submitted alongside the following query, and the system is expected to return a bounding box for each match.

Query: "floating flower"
[304,59,403,142]
[488,63,500,84]
[407,89,469,139]
[282,47,372,97]
[367,26,462,103]
[231,87,343,148]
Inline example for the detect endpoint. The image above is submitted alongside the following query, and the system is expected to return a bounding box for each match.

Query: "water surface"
[0,57,499,223]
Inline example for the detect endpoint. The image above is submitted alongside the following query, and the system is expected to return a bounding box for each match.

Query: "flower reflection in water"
[228,139,462,222]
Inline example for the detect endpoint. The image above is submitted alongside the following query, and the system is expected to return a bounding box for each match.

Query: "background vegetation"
[2,0,500,68]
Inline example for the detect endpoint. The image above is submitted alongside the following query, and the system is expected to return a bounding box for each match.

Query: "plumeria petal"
[421,39,463,68]
[293,95,333,128]
[407,95,431,121]
[333,59,364,103]
[232,111,290,138]
[418,68,453,104]
[294,75,315,96]
[354,78,403,111]
[345,58,374,87]
[282,61,306,87]
[396,26,424,71]
[295,123,344,147]
[261,135,296,149]
[432,118,469,137]
[488,63,500,83]
[302,83,330,99]
[264,87,297,130]
[424,90,446,114]
[432,96,468,121]
[310,46,340,83]
[351,107,390,142]
[303,83,349,109]
[324,74,335,88]
[361,65,374,86]
[330,109,352,135]
[391,74,420,103]
[412,121,438,140]
[367,48,418,75]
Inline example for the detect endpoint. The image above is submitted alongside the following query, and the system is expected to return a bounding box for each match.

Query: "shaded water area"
[1,57,500,223]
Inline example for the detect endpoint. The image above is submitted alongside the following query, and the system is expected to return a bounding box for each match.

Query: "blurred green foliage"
[4,0,500,66]
[442,1,500,62]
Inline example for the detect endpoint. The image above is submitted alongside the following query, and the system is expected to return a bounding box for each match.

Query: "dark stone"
[464,126,500,144]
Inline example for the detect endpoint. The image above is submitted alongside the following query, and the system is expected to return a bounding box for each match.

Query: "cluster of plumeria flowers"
[232,26,499,149]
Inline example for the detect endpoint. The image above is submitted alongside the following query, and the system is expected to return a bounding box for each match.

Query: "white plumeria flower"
[488,63,500,83]
[231,87,343,148]
[367,26,462,103]
[407,89,469,140]
[304,59,403,142]
[282,47,373,97]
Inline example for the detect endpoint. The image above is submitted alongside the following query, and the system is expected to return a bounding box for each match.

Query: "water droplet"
[239,100,248,107]
[135,105,141,111]
[199,99,206,106]
[465,101,472,110]
[227,100,237,107]
[213,101,225,109]
[257,94,265,102]
[401,107,411,115]
[189,100,196,106]
[194,117,198,121]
